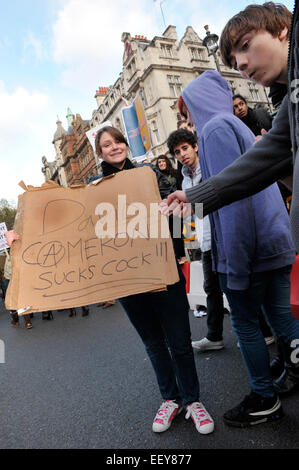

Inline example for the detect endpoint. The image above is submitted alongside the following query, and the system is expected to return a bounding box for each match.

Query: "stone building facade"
[90,25,271,158]
[45,23,271,185]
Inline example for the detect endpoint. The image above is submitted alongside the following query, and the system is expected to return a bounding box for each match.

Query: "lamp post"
[202,25,221,74]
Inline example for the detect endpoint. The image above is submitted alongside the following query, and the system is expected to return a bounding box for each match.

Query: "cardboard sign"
[0,222,9,253]
[6,167,178,313]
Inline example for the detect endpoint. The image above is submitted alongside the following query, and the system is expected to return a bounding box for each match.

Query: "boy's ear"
[278,27,289,42]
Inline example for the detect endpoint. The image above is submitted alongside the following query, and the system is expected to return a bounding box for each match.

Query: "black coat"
[241,107,272,136]
[88,158,174,200]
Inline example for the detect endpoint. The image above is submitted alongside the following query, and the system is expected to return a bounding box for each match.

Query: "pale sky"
[0,0,295,206]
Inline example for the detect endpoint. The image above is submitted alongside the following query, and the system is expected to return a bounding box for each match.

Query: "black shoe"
[10,311,19,327]
[274,367,299,397]
[223,391,283,428]
[42,311,53,320]
[81,306,89,317]
[270,355,285,378]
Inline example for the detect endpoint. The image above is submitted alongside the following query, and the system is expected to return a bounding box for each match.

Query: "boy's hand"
[5,230,20,246]
[159,190,192,218]
[254,128,267,144]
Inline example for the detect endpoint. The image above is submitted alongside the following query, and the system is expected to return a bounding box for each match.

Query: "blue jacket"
[182,70,295,290]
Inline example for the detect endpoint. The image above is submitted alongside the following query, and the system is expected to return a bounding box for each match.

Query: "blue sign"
[121,104,146,160]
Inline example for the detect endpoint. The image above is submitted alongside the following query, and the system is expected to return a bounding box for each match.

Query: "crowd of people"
[1,1,299,437]
[161,0,299,428]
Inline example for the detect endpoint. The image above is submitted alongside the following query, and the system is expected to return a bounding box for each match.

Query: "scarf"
[101,158,135,177]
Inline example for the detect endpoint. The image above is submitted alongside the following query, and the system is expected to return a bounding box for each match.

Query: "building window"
[151,120,160,145]
[140,88,148,107]
[127,59,136,79]
[228,80,236,95]
[248,82,261,101]
[189,47,204,60]
[161,44,173,58]
[115,117,124,133]
[81,152,89,169]
[167,75,182,98]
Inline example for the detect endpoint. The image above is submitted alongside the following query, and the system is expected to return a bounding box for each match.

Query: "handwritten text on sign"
[6,168,178,312]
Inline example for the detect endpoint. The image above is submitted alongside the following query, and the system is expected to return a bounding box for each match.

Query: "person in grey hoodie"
[172,69,299,428]
[161,0,299,399]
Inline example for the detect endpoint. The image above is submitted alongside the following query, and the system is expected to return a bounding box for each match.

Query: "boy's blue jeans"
[219,265,299,397]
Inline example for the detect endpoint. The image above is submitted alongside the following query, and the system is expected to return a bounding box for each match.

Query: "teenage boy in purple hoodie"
[174,69,299,428]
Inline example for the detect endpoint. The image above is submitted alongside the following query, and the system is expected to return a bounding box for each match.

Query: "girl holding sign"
[89,126,214,436]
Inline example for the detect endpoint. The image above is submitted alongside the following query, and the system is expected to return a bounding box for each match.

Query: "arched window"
[151,120,160,145]
[116,117,124,133]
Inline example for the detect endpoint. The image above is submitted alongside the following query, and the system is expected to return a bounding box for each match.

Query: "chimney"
[95,87,109,108]
[134,34,147,41]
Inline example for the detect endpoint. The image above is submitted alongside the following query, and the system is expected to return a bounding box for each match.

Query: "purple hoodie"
[182,71,295,290]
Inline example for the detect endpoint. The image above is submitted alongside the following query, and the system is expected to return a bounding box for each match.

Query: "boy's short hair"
[232,94,247,104]
[220,2,292,68]
[167,129,197,156]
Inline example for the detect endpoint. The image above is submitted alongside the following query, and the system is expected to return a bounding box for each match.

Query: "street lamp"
[202,25,221,74]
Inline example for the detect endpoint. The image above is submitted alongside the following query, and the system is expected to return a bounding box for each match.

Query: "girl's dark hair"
[155,155,177,177]
[95,126,128,156]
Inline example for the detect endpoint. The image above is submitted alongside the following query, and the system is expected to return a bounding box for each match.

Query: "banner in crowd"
[121,94,152,162]
[6,167,178,314]
[134,95,151,153]
[0,222,9,253]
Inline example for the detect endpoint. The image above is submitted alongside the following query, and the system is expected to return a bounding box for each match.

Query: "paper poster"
[121,94,152,161]
[0,222,9,253]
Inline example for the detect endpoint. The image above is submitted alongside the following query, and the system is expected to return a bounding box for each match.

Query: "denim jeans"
[1,279,9,299]
[219,265,299,397]
[119,270,199,406]
[202,250,225,341]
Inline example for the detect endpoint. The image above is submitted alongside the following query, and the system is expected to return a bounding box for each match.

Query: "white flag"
[85,120,112,163]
